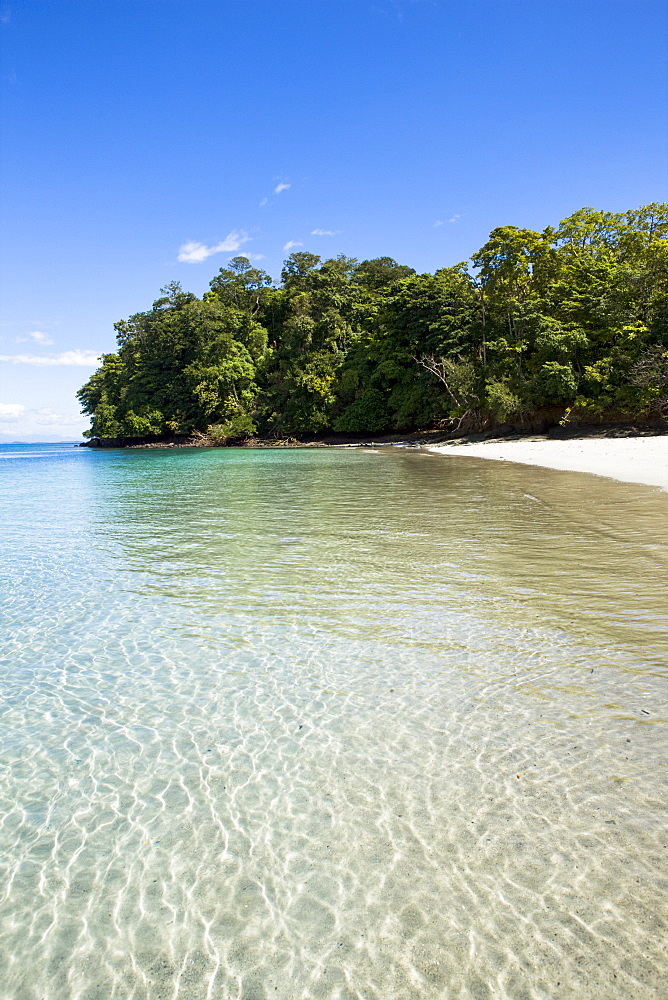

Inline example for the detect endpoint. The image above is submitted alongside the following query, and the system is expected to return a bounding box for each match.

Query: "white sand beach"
[428,434,668,491]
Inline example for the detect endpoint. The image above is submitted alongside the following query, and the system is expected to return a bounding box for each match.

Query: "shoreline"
[426,434,668,492]
[78,427,668,492]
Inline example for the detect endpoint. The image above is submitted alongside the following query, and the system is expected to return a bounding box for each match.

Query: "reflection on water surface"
[1,444,667,999]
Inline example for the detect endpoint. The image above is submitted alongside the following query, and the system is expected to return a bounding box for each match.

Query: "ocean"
[1,442,667,999]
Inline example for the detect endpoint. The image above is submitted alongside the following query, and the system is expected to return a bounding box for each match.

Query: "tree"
[207,257,273,317]
[280,251,321,286]
[79,203,668,441]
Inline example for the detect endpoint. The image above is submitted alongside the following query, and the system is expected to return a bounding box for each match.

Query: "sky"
[1,0,666,441]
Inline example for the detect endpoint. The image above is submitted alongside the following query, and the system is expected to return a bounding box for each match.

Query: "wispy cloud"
[234,252,265,261]
[16,330,54,345]
[282,240,303,253]
[434,214,461,228]
[311,229,341,236]
[0,350,101,367]
[0,403,88,436]
[274,182,291,195]
[259,197,268,207]
[31,408,83,426]
[0,403,25,421]
[178,230,250,263]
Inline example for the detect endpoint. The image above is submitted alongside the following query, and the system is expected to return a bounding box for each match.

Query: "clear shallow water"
[1,442,667,1000]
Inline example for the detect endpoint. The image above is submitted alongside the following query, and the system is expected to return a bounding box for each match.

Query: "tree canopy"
[78,204,668,441]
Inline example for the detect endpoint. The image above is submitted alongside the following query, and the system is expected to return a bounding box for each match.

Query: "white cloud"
[259,197,268,207]
[274,182,290,195]
[0,403,26,421]
[233,253,265,261]
[282,240,303,252]
[178,242,218,264]
[434,214,461,228]
[0,350,101,367]
[311,229,341,236]
[0,402,91,440]
[16,330,54,345]
[211,230,251,252]
[32,408,81,426]
[178,230,250,263]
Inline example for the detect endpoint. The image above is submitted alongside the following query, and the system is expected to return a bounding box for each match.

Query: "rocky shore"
[81,419,667,451]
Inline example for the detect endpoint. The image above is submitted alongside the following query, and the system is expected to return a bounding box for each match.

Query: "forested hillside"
[78,204,668,442]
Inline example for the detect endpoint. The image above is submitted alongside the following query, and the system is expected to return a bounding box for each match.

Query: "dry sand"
[428,434,668,491]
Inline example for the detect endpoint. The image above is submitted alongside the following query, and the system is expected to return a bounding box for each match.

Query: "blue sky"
[1,0,666,440]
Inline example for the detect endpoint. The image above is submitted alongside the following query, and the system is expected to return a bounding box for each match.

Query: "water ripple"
[0,444,667,998]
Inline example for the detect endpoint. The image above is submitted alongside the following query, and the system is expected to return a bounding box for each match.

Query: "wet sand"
[428,434,668,491]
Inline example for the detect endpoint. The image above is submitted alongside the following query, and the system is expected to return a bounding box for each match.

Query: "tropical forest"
[78,204,668,443]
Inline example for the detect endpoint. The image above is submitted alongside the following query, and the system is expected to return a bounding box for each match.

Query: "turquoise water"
[1,442,667,999]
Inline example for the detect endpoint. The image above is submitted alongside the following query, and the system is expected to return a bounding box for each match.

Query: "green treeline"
[78,204,668,441]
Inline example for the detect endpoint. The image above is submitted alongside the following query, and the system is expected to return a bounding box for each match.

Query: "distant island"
[78,204,667,446]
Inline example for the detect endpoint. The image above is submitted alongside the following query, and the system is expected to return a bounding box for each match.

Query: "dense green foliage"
[78,205,668,439]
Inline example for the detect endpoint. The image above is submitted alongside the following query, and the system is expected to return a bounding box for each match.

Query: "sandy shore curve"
[427,434,668,491]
